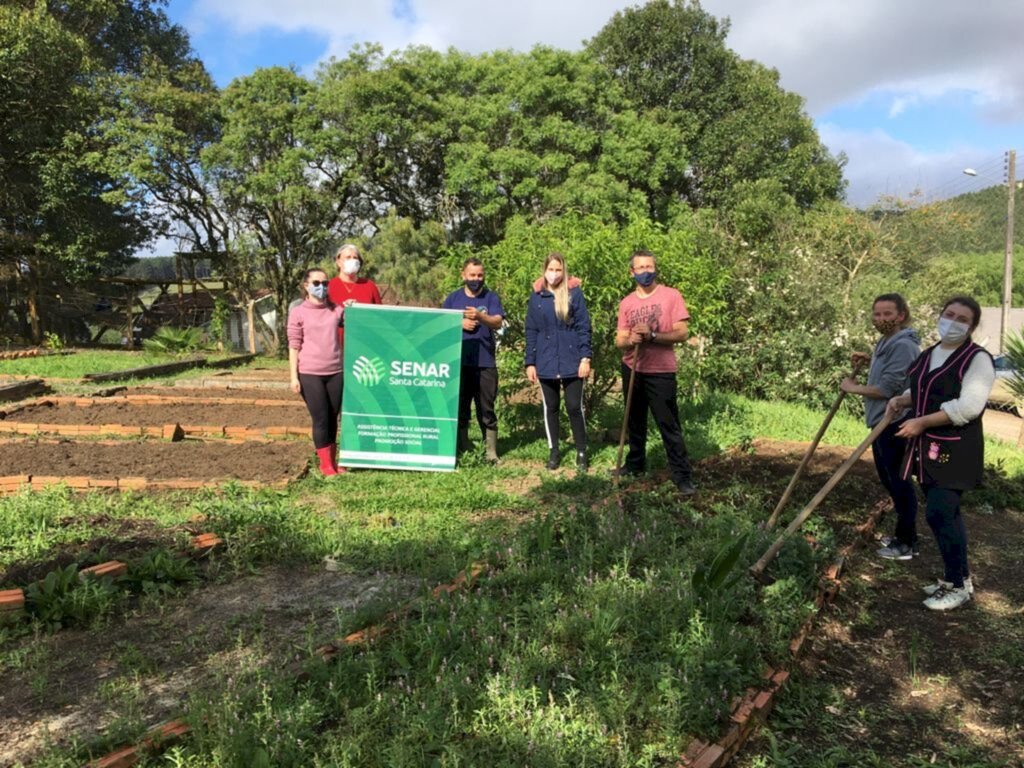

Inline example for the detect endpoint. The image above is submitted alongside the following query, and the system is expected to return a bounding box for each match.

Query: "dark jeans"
[299,371,342,449]
[620,364,692,485]
[871,420,918,546]
[458,366,498,434]
[539,377,586,453]
[924,485,969,588]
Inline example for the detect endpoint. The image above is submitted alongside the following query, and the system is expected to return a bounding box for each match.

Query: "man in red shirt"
[614,249,695,496]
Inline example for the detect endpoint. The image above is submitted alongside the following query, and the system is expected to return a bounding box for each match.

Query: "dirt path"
[737,453,1024,767]
[984,407,1023,445]
[4,400,307,428]
[0,567,422,766]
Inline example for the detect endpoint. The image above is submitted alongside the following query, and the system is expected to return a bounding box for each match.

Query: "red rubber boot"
[316,446,337,476]
[329,444,346,474]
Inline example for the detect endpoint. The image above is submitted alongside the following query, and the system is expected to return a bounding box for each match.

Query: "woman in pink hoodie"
[287,268,346,476]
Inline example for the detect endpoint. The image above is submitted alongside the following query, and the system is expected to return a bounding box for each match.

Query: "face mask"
[545,271,563,287]
[634,271,656,288]
[310,284,328,300]
[342,258,361,276]
[873,318,901,335]
[465,279,484,293]
[938,317,970,344]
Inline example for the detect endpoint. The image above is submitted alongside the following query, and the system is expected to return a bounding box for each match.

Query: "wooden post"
[246,300,257,354]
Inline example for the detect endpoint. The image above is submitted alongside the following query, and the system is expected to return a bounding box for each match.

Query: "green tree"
[201,67,349,347]
[0,0,197,342]
[587,0,845,210]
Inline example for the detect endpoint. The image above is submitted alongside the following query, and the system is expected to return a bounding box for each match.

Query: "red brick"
[753,689,774,717]
[90,744,140,768]
[118,477,148,491]
[0,589,25,611]
[162,424,185,441]
[192,533,223,550]
[770,670,790,690]
[690,744,725,768]
[143,719,190,746]
[717,724,743,754]
[680,739,711,766]
[730,697,756,725]
[80,561,127,580]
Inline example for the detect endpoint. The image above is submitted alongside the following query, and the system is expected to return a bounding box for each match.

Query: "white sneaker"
[922,575,974,596]
[923,586,971,611]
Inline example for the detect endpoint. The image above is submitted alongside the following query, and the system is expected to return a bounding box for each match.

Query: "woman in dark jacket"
[525,253,593,471]
[885,295,995,611]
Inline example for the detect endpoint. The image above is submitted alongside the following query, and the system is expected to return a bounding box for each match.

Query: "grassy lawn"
[1,393,1020,767]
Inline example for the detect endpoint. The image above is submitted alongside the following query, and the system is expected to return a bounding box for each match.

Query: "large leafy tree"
[587,0,845,210]
[0,0,197,342]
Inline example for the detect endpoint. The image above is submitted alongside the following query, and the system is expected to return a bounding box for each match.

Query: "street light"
[963,153,1016,354]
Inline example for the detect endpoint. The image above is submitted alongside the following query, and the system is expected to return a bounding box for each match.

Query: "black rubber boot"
[546,448,560,470]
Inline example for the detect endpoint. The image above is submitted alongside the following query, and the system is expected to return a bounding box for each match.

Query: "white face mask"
[938,317,970,344]
[545,270,563,287]
[342,258,361,276]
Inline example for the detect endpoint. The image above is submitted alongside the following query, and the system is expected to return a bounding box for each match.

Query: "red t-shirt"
[616,285,690,373]
[327,276,382,346]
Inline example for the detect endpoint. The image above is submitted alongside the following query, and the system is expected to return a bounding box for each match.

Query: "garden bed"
[0,439,310,482]
[1,399,307,429]
[123,386,301,401]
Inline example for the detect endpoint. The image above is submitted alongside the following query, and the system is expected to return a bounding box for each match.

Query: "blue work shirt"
[442,286,505,368]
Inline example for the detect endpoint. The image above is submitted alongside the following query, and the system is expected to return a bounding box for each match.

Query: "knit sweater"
[287,300,345,375]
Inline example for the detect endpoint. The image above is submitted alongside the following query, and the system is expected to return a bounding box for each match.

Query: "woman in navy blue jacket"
[525,253,593,471]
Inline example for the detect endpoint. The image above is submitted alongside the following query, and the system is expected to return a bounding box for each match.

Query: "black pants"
[299,372,342,449]
[458,366,498,434]
[539,377,586,453]
[924,485,969,588]
[620,364,692,484]
[871,420,918,546]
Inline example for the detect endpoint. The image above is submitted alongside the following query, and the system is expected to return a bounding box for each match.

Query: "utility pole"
[1002,149,1016,354]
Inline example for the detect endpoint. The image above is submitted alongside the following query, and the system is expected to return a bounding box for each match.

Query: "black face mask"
[464,279,484,293]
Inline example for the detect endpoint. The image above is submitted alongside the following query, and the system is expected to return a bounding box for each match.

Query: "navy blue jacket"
[524,286,592,379]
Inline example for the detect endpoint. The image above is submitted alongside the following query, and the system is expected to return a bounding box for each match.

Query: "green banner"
[340,305,464,471]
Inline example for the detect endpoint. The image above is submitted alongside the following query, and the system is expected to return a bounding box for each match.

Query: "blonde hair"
[545,252,570,323]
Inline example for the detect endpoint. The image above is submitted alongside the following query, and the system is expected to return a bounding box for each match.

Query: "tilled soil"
[125,387,301,401]
[3,400,308,428]
[0,439,311,480]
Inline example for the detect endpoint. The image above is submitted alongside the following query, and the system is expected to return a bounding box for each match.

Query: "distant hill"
[930,183,1023,255]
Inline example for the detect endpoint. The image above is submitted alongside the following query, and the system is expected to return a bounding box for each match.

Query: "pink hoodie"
[287,300,345,375]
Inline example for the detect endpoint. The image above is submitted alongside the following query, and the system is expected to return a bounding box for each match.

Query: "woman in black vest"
[885,296,995,611]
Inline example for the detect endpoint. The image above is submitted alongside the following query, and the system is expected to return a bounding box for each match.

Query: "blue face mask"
[310,284,328,300]
[633,270,657,288]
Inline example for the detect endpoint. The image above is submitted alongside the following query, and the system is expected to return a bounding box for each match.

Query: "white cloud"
[818,123,1000,207]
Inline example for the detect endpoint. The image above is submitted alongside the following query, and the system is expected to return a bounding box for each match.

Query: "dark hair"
[941,295,982,330]
[630,249,657,268]
[462,257,483,269]
[873,293,911,326]
[301,268,334,307]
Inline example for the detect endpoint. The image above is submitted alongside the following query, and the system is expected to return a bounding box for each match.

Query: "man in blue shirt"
[442,258,505,462]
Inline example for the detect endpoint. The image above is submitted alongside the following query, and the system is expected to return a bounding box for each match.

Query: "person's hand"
[839,377,859,394]
[343,298,356,308]
[462,318,479,332]
[851,351,870,369]
[578,359,591,379]
[886,395,909,419]
[895,417,925,439]
[290,377,301,395]
[526,365,538,384]
[632,322,650,338]
[463,307,478,320]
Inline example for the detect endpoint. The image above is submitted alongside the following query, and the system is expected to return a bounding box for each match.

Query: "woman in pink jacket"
[287,268,346,476]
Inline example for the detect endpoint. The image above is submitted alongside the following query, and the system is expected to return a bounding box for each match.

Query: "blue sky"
[165,0,1024,207]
